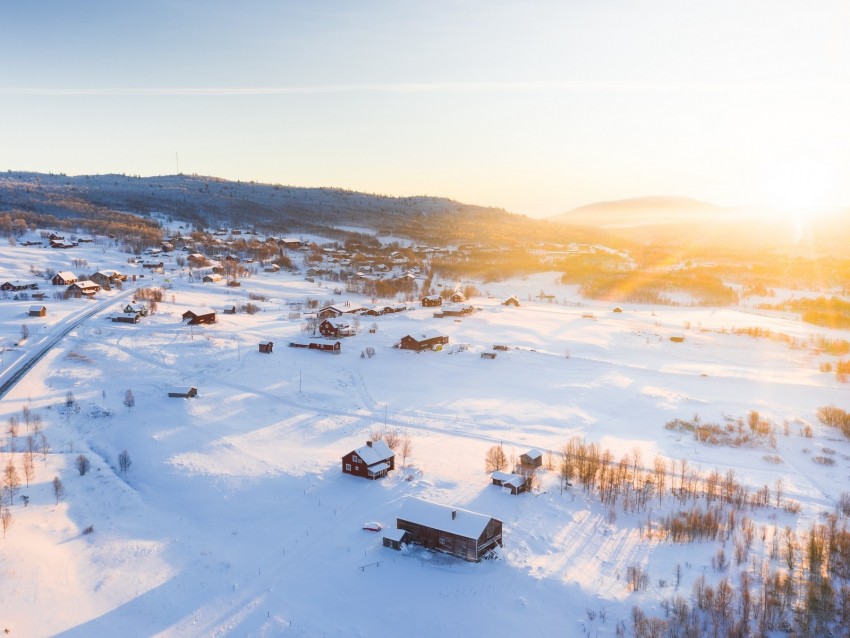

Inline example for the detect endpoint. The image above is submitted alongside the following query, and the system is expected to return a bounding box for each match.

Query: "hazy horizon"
[2,1,849,218]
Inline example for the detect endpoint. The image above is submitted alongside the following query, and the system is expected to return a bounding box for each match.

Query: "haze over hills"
[550,195,732,228]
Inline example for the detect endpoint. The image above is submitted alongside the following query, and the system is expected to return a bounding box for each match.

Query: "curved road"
[0,287,135,400]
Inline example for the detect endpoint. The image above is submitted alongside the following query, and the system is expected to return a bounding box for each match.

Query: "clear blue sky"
[1,1,848,217]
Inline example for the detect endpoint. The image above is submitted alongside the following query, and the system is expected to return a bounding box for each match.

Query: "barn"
[288,340,341,354]
[341,440,395,479]
[395,497,503,562]
[168,387,198,398]
[28,305,47,317]
[399,331,449,351]
[182,308,216,325]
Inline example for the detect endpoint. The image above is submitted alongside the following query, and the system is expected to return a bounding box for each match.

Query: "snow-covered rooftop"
[397,497,498,540]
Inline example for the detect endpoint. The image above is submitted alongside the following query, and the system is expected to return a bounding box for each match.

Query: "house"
[278,238,302,249]
[319,319,356,338]
[223,304,237,315]
[450,291,466,303]
[142,261,164,269]
[288,340,341,354]
[393,497,503,561]
[490,471,530,495]
[503,295,521,307]
[670,333,685,343]
[439,303,474,318]
[520,449,543,469]
[52,271,78,286]
[1,280,37,292]
[612,306,623,313]
[187,253,207,264]
[50,239,76,249]
[67,281,100,296]
[203,273,224,284]
[111,313,140,324]
[341,440,395,479]
[318,304,365,319]
[420,295,442,307]
[258,341,274,354]
[182,308,216,325]
[399,331,449,351]
[123,303,147,316]
[168,387,198,398]
[28,305,47,317]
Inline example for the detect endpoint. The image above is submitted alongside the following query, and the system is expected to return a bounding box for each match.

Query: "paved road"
[0,287,135,400]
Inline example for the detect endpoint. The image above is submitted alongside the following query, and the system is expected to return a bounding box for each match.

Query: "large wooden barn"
[341,440,395,479]
[394,497,503,562]
[399,331,449,351]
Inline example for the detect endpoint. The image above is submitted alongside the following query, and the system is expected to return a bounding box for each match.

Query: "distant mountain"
[550,196,730,228]
[0,171,609,247]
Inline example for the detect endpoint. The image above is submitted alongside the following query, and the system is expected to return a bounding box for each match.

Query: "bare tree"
[1,507,12,539]
[52,476,65,504]
[65,390,76,408]
[39,432,50,464]
[20,324,29,341]
[3,462,20,505]
[75,454,91,476]
[21,454,34,488]
[400,434,413,467]
[485,445,508,473]
[32,413,43,435]
[383,427,401,450]
[6,415,19,439]
[123,389,135,411]
[21,405,31,431]
[118,449,132,474]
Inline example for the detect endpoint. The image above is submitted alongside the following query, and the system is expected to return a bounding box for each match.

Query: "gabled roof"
[352,440,394,465]
[322,318,353,330]
[183,307,215,317]
[523,448,543,461]
[491,471,527,488]
[55,271,76,280]
[70,280,99,289]
[406,330,446,343]
[398,497,498,540]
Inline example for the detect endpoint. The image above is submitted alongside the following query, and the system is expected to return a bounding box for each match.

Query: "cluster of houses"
[341,440,544,562]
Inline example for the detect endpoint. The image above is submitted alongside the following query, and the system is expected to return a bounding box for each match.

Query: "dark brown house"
[491,471,530,495]
[168,387,198,398]
[289,340,341,354]
[258,341,273,353]
[394,497,503,561]
[341,440,395,479]
[319,319,355,338]
[67,280,100,296]
[182,308,216,325]
[503,295,521,307]
[399,331,448,351]
[420,295,442,307]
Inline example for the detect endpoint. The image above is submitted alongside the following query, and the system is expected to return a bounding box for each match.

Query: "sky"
[1,0,849,217]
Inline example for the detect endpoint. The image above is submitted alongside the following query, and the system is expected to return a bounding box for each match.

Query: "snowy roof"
[491,472,527,488]
[417,330,446,341]
[323,319,352,329]
[523,449,543,461]
[72,280,99,288]
[29,305,46,312]
[56,271,76,279]
[397,497,498,540]
[383,528,408,542]
[367,462,390,474]
[353,440,394,465]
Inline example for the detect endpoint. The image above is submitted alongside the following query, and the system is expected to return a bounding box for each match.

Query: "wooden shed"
[491,471,530,495]
[258,341,274,354]
[289,340,341,354]
[168,387,198,398]
[420,295,442,307]
[182,308,216,325]
[396,497,503,562]
[383,528,411,551]
[670,333,685,343]
[28,305,47,317]
[520,449,544,469]
[399,331,449,351]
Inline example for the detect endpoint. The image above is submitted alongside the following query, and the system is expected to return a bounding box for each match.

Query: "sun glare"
[755,156,841,217]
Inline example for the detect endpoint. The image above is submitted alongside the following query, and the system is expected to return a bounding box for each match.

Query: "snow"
[397,497,497,540]
[0,230,849,636]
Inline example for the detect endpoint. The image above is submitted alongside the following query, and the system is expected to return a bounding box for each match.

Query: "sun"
[754,155,842,217]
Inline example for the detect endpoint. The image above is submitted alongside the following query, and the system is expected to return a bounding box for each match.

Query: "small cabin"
[67,281,100,296]
[399,331,449,351]
[168,387,198,398]
[670,333,685,343]
[28,305,47,317]
[289,340,341,354]
[203,273,224,284]
[319,319,355,338]
[112,313,140,324]
[491,471,530,495]
[520,449,543,469]
[383,528,411,551]
[182,309,216,325]
[258,341,274,354]
[52,271,78,286]
[502,295,520,307]
[342,440,395,479]
[420,295,442,308]
[480,352,497,360]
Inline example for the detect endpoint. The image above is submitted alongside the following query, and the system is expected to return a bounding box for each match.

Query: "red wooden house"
[341,440,395,479]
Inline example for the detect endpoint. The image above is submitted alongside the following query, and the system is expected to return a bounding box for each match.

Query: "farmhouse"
[399,331,449,351]
[123,303,147,316]
[319,319,356,338]
[450,291,466,303]
[1,280,37,292]
[520,449,543,469]
[420,295,442,307]
[111,313,140,324]
[182,308,216,325]
[439,303,474,318]
[341,440,395,479]
[52,271,78,286]
[394,497,503,562]
[202,273,224,283]
[318,304,365,319]
[67,281,100,296]
[490,471,530,495]
[168,387,198,398]
[28,305,47,317]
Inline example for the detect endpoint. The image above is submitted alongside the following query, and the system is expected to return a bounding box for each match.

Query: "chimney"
[366,441,372,447]
[451,510,457,520]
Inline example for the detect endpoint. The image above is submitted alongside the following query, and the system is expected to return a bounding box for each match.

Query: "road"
[0,287,135,400]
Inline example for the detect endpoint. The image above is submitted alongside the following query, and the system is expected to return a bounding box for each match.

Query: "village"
[1,222,849,636]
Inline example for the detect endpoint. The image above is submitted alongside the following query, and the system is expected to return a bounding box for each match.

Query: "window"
[352,455,360,464]
[345,464,351,471]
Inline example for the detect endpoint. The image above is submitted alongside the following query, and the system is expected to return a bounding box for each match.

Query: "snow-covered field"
[1,236,849,636]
